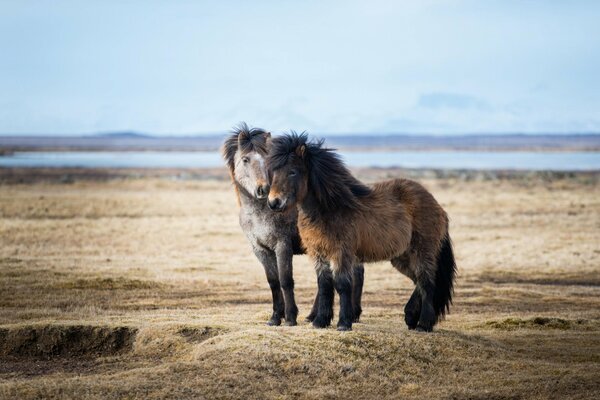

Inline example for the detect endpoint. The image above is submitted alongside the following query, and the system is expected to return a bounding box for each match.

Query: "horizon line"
[2,131,600,138]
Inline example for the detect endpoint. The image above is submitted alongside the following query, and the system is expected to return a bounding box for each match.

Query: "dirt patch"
[0,325,137,359]
[177,326,223,343]
[483,317,588,331]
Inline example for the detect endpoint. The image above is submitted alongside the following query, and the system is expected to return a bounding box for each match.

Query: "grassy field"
[1,168,599,399]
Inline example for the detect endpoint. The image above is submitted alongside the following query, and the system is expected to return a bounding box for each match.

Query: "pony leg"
[275,241,298,326]
[305,290,319,322]
[307,259,334,322]
[415,277,436,332]
[312,259,334,328]
[352,263,365,322]
[391,255,422,329]
[332,255,354,331]
[404,288,421,329]
[253,247,285,326]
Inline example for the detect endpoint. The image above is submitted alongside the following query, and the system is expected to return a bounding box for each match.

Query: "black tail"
[433,233,457,320]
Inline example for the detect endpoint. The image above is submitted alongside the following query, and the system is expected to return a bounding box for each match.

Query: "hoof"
[305,314,316,323]
[284,320,297,327]
[404,313,419,329]
[415,324,433,333]
[266,318,282,326]
[337,325,352,331]
[352,309,362,323]
[312,316,331,329]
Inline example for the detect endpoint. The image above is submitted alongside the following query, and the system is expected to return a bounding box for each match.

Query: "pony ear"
[264,132,272,147]
[237,130,249,147]
[295,144,306,159]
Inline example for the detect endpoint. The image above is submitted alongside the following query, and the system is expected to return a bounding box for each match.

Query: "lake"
[0,151,599,170]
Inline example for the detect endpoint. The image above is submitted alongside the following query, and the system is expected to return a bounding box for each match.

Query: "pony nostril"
[268,198,280,210]
[256,185,270,199]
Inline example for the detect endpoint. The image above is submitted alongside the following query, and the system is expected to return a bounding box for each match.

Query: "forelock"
[268,131,314,170]
[222,123,269,172]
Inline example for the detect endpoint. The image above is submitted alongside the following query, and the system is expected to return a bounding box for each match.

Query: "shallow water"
[0,151,599,170]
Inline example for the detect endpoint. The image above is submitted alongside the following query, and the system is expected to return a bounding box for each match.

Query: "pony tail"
[433,232,457,320]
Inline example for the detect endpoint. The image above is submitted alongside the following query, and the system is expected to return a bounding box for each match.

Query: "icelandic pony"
[267,132,456,331]
[222,124,365,326]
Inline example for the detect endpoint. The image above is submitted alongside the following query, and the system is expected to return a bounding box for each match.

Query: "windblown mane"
[222,122,270,175]
[269,132,371,212]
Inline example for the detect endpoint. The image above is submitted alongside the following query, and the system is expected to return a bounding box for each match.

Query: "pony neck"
[299,190,337,222]
[235,182,262,208]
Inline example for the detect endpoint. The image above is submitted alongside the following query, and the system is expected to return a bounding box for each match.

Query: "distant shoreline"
[1,133,599,152]
[1,166,597,185]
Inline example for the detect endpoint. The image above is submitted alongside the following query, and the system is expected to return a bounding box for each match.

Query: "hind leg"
[305,291,319,322]
[414,279,436,332]
[404,288,421,330]
[392,255,421,329]
[411,251,438,332]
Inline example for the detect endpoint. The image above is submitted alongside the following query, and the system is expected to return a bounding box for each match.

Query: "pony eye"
[289,170,297,177]
[242,157,249,163]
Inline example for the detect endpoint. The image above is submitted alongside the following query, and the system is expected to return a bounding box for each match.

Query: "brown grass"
[0,169,599,399]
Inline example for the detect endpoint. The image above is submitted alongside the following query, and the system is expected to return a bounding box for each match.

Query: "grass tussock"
[177,326,224,343]
[483,317,590,331]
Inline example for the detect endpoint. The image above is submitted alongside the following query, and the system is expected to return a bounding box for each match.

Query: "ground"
[0,168,599,399]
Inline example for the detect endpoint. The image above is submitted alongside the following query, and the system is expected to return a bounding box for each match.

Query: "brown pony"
[267,132,457,331]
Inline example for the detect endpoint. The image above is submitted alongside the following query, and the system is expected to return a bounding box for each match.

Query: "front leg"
[352,263,365,322]
[275,241,298,326]
[332,253,354,331]
[253,246,285,326]
[306,259,332,323]
[312,258,334,328]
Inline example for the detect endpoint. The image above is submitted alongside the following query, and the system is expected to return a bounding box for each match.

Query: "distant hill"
[322,133,600,151]
[0,133,599,152]
[94,132,151,139]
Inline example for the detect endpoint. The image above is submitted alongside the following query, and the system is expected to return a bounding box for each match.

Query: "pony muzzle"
[267,196,286,212]
[255,183,270,200]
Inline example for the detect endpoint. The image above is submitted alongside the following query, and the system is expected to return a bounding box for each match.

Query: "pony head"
[222,122,271,200]
[267,131,370,212]
[266,131,311,212]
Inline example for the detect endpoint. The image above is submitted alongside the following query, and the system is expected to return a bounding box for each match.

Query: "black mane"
[222,122,269,173]
[269,132,371,212]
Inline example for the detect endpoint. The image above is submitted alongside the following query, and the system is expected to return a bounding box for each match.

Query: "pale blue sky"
[1,0,599,135]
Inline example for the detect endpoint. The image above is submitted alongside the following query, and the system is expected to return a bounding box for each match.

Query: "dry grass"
[0,169,599,399]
